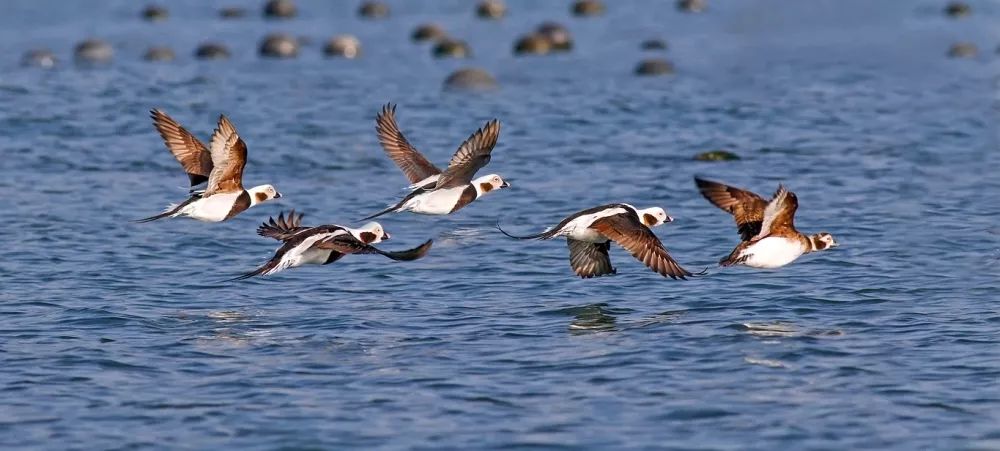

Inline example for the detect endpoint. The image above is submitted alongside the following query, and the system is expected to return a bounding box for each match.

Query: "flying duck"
[694,177,838,268]
[498,203,693,279]
[232,210,433,280]
[135,110,281,223]
[361,103,510,220]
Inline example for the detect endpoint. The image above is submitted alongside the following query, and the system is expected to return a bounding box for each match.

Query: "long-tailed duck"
[362,103,509,220]
[694,177,838,268]
[498,203,693,279]
[136,110,281,223]
[232,210,433,280]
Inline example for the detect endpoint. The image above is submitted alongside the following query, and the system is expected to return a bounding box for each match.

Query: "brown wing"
[590,213,692,280]
[434,119,501,189]
[317,236,434,261]
[753,185,798,240]
[258,210,309,241]
[150,109,213,187]
[375,103,441,184]
[567,239,616,278]
[694,177,767,241]
[204,115,247,196]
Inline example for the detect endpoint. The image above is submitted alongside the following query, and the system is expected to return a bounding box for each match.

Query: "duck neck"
[806,234,823,253]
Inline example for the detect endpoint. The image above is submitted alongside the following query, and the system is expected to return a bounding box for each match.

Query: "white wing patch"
[753,185,788,241]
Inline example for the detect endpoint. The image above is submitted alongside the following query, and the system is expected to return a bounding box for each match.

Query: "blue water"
[2,0,999,449]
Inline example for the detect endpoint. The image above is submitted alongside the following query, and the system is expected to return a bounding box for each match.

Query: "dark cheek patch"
[255,192,268,203]
[360,231,376,244]
[480,182,493,193]
[643,213,656,226]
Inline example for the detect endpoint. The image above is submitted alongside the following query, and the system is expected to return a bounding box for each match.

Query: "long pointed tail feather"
[495,220,553,240]
[132,203,182,223]
[227,263,273,282]
[360,203,401,221]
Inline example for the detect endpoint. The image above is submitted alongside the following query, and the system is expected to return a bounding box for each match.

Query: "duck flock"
[135,104,839,281]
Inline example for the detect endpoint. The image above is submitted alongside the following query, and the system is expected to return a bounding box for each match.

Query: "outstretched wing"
[433,119,501,189]
[150,109,213,188]
[567,239,616,278]
[590,213,692,280]
[258,210,309,241]
[694,177,767,241]
[203,115,248,197]
[752,185,797,241]
[375,103,442,184]
[317,236,434,261]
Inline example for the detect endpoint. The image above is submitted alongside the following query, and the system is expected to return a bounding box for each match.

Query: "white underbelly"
[406,186,466,215]
[741,237,805,268]
[566,228,607,243]
[266,231,345,275]
[297,248,333,266]
[185,192,241,222]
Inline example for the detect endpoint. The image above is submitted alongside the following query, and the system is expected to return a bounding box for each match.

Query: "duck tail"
[132,203,181,223]
[226,260,277,282]
[719,246,747,267]
[360,202,403,221]
[495,220,554,240]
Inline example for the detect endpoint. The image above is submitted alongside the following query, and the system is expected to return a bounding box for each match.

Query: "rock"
[443,68,498,91]
[264,0,296,18]
[21,49,57,68]
[693,150,741,161]
[412,24,447,43]
[220,7,247,19]
[944,1,971,17]
[74,39,113,65]
[514,33,552,55]
[476,0,506,19]
[677,0,706,13]
[195,43,231,60]
[324,35,361,58]
[144,46,175,62]
[634,58,674,76]
[572,0,605,17]
[641,39,668,50]
[259,33,299,58]
[537,22,573,52]
[141,5,168,21]
[947,42,977,58]
[433,39,471,58]
[358,1,389,19]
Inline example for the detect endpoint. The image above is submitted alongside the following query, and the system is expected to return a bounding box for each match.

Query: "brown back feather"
[694,177,767,241]
[434,119,501,189]
[375,103,442,184]
[150,109,213,186]
[205,116,247,196]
